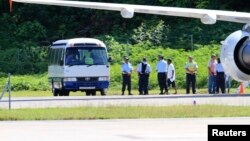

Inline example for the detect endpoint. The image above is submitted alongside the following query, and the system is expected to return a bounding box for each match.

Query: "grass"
[0,105,250,120]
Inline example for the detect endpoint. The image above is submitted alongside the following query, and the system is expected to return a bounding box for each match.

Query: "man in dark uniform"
[216,58,225,93]
[137,57,151,95]
[121,57,133,95]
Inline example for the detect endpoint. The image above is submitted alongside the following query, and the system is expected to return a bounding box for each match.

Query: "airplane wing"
[11,0,250,24]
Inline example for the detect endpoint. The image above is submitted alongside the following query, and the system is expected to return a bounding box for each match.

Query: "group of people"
[121,55,177,95]
[121,54,230,95]
[208,54,230,94]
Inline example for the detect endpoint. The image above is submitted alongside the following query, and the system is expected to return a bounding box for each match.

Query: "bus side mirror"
[108,57,112,63]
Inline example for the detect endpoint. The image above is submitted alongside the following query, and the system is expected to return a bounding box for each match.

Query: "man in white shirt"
[121,56,133,95]
[137,57,151,95]
[167,59,177,94]
[156,55,168,95]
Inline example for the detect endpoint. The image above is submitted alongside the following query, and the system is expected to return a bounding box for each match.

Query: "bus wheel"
[59,90,64,96]
[101,89,107,96]
[91,91,96,96]
[53,89,59,96]
[63,90,70,96]
[86,91,91,96]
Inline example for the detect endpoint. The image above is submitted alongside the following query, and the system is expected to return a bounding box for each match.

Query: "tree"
[15,20,47,42]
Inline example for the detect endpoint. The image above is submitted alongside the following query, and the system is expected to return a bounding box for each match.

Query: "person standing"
[225,74,231,94]
[121,56,133,95]
[185,56,198,94]
[137,57,151,95]
[216,58,225,94]
[156,55,168,95]
[208,54,217,94]
[167,59,177,94]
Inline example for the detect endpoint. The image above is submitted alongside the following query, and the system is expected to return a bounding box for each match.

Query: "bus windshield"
[65,47,108,66]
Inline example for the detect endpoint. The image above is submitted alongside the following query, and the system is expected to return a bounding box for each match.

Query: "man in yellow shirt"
[185,56,198,94]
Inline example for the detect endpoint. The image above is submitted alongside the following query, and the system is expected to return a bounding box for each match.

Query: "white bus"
[48,38,110,96]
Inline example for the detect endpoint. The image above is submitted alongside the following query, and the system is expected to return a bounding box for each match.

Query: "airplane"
[10,0,250,82]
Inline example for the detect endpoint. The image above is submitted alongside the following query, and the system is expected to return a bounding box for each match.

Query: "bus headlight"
[98,76,109,81]
[64,77,77,82]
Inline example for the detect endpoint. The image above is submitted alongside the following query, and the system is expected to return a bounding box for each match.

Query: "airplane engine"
[220,29,250,81]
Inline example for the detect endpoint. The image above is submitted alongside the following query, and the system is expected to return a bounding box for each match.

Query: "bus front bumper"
[63,81,109,90]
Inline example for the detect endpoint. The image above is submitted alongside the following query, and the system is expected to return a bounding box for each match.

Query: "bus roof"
[51,38,106,48]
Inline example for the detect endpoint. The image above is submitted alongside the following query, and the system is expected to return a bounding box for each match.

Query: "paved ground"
[1,94,250,109]
[0,117,249,141]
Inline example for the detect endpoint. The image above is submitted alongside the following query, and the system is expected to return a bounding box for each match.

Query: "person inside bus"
[65,50,79,65]
[91,53,103,65]
[84,50,94,65]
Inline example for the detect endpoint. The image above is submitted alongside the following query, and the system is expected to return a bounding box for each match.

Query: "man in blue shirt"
[121,56,133,95]
[156,55,168,95]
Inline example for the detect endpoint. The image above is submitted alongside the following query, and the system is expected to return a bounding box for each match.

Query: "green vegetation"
[0,105,250,120]
[0,74,49,91]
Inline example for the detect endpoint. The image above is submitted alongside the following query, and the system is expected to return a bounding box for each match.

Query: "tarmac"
[1,117,250,141]
[1,94,250,109]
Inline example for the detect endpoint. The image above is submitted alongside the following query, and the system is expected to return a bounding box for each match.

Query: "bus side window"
[49,48,64,65]
[50,49,56,65]
[60,49,64,66]
[48,48,53,65]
